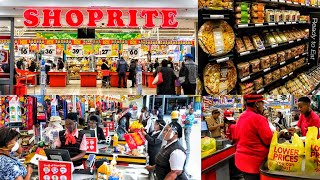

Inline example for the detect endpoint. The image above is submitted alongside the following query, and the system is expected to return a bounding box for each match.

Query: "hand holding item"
[146,165,155,172]
[27,165,33,175]
[141,128,147,136]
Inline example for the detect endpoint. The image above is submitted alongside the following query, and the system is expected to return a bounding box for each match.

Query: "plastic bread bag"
[305,127,320,172]
[201,137,216,158]
[268,131,304,172]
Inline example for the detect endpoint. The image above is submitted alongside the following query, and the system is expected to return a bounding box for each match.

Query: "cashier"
[146,122,188,180]
[55,112,87,169]
[84,115,106,141]
[235,95,273,180]
[206,108,223,138]
[289,96,320,137]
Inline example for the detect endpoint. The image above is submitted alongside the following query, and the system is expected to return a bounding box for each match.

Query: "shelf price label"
[71,45,83,56]
[128,44,141,57]
[99,45,112,56]
[44,45,56,56]
[17,45,29,55]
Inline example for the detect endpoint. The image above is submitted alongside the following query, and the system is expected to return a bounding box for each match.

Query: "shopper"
[55,112,87,169]
[116,112,130,140]
[87,108,96,124]
[263,109,276,133]
[167,56,174,70]
[142,119,166,165]
[146,122,188,180]
[28,60,36,72]
[43,116,64,144]
[57,58,64,71]
[179,62,189,94]
[155,60,176,95]
[116,57,128,88]
[0,127,33,180]
[289,96,320,137]
[224,110,237,142]
[183,54,198,95]
[140,107,151,127]
[184,108,194,167]
[84,115,106,141]
[154,58,160,70]
[171,107,180,123]
[235,95,273,180]
[206,108,223,138]
[129,59,137,88]
[101,58,110,88]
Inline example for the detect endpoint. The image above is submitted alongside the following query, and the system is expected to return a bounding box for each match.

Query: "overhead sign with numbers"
[44,45,56,56]
[99,45,112,56]
[71,45,83,56]
[17,44,29,56]
[128,44,141,58]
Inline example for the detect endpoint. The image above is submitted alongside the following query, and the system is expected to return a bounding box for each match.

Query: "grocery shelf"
[236,37,308,60]
[199,9,233,20]
[208,53,234,63]
[258,0,320,9]
[240,52,308,83]
[309,83,320,95]
[235,21,309,29]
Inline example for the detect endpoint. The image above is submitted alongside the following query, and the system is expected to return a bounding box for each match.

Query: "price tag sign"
[86,137,98,153]
[99,45,112,56]
[71,45,83,56]
[128,44,141,57]
[18,45,29,55]
[38,160,73,180]
[44,45,56,56]
[0,50,8,64]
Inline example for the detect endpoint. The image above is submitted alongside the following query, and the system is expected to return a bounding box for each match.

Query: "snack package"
[305,127,320,172]
[243,36,255,51]
[236,37,246,53]
[252,35,265,50]
[268,131,304,172]
[201,137,216,158]
[237,62,250,78]
[250,59,261,73]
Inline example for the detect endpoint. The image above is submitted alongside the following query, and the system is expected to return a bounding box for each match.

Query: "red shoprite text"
[23,9,178,28]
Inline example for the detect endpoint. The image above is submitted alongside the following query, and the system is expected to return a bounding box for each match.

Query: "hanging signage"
[44,45,56,56]
[24,9,178,28]
[38,160,73,180]
[86,137,98,153]
[128,44,141,57]
[0,50,8,64]
[99,45,112,56]
[71,45,83,56]
[17,44,29,55]
[309,13,320,66]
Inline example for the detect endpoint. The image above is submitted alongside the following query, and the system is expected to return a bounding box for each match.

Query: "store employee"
[206,108,223,138]
[290,96,320,137]
[84,115,106,141]
[55,113,87,169]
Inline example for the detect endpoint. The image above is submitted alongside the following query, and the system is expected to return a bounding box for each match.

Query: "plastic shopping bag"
[131,131,146,146]
[124,133,138,150]
[305,127,320,172]
[201,137,216,158]
[267,131,304,172]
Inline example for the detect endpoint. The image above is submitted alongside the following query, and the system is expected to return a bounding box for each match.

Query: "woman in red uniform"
[235,95,273,180]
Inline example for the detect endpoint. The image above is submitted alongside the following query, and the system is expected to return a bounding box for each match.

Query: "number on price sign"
[71,45,83,56]
[128,45,140,57]
[44,45,56,56]
[99,45,112,56]
[18,45,29,55]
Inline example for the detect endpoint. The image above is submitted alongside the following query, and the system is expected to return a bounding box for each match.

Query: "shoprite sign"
[23,9,178,28]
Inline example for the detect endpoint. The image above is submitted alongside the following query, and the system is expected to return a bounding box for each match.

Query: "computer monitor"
[201,120,210,137]
[81,130,96,137]
[44,149,71,162]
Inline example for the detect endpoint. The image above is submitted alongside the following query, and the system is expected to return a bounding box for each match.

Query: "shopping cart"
[101,70,110,88]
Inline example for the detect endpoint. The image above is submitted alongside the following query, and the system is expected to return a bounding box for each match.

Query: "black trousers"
[118,73,126,87]
[182,83,196,95]
[243,173,260,180]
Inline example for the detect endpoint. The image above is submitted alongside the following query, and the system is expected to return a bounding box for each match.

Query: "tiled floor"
[27,80,157,95]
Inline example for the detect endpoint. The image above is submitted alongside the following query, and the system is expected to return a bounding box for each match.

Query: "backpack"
[179,65,189,85]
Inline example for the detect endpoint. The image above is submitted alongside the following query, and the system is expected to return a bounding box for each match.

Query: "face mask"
[11,142,19,152]
[169,131,175,139]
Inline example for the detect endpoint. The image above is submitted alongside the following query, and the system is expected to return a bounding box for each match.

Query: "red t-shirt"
[297,110,320,136]
[235,107,273,174]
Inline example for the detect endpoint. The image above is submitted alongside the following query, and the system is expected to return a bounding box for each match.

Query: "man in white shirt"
[146,122,188,180]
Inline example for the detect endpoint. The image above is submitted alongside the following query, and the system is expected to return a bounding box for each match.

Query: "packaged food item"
[288,10,294,22]
[265,9,275,22]
[249,59,261,73]
[273,69,281,81]
[251,35,265,50]
[235,37,246,53]
[264,73,273,85]
[254,77,263,90]
[252,3,265,11]
[270,54,278,66]
[251,18,264,23]
[251,11,265,18]
[264,32,277,45]
[274,10,282,22]
[199,0,234,10]
[291,47,298,57]
[235,2,250,12]
[272,31,283,44]
[278,51,286,62]
[260,56,270,69]
[242,36,255,51]
[278,32,288,42]
[281,66,288,77]
[235,2,250,24]
[237,62,250,78]
[284,49,292,60]
[239,83,254,94]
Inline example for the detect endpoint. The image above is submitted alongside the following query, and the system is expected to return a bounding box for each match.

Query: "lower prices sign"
[38,160,73,180]
[44,45,57,56]
[86,137,98,153]
[0,50,8,64]
[71,45,83,56]
[99,45,112,56]
[128,44,141,58]
[17,44,29,55]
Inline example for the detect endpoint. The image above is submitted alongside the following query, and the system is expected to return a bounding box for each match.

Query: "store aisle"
[163,115,201,180]
[27,80,156,95]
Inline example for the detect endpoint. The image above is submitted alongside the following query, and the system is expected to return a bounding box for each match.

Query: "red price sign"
[102,127,109,137]
[86,137,98,153]
[0,50,8,64]
[38,160,73,180]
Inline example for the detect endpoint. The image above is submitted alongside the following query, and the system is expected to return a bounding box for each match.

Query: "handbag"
[152,71,163,85]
